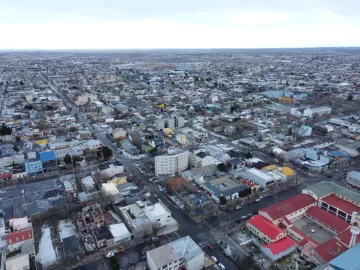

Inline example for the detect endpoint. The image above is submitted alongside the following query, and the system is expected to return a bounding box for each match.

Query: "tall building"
[155,147,189,176]
[155,115,185,130]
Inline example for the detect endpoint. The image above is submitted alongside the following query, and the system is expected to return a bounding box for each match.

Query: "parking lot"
[292,217,334,244]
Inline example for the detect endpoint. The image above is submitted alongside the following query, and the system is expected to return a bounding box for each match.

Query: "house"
[40,150,58,172]
[7,228,33,252]
[97,160,124,177]
[112,128,126,140]
[303,107,332,118]
[147,236,204,270]
[24,151,42,174]
[202,176,249,202]
[62,235,81,258]
[238,168,277,189]
[109,223,132,244]
[92,226,114,249]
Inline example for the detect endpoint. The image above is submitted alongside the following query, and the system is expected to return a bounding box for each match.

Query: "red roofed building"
[247,215,286,244]
[319,194,360,223]
[7,228,33,252]
[312,237,347,264]
[258,194,317,224]
[336,227,360,248]
[305,206,350,234]
[261,236,297,261]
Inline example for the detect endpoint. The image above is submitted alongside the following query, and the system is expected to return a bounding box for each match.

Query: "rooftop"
[314,237,347,263]
[321,194,360,215]
[329,243,360,270]
[306,206,350,233]
[147,244,178,268]
[261,236,297,255]
[248,215,285,240]
[259,194,316,221]
[303,181,360,205]
[169,235,203,263]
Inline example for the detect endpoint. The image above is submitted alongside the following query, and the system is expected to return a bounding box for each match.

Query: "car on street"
[158,234,166,239]
[141,255,147,261]
[211,256,218,262]
[218,263,226,270]
[255,198,261,202]
[152,236,159,241]
[335,169,340,172]
[241,215,247,220]
[235,205,241,210]
[247,214,253,218]
[106,252,114,258]
[327,175,333,178]
[207,244,214,251]
[115,249,125,254]
[311,229,315,233]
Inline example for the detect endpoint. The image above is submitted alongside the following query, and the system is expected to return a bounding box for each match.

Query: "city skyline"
[1,0,360,49]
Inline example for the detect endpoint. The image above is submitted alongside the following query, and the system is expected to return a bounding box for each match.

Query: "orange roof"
[248,215,285,240]
[337,227,360,247]
[321,194,360,215]
[7,228,33,245]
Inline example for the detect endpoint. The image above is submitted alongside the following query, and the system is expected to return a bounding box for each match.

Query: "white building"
[144,202,172,228]
[303,107,332,118]
[175,134,187,145]
[112,128,126,139]
[189,149,215,168]
[155,148,189,176]
[109,223,132,244]
[238,168,276,189]
[147,236,204,270]
[6,253,31,270]
[101,183,120,196]
[155,116,185,130]
[97,160,124,177]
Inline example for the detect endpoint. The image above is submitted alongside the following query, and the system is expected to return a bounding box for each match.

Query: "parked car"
[223,250,230,256]
[247,214,253,218]
[207,244,214,251]
[241,216,247,220]
[158,234,166,239]
[106,252,114,258]
[152,236,159,241]
[218,263,226,270]
[115,249,125,254]
[235,205,241,210]
[211,256,218,262]
[255,198,261,202]
[141,255,147,261]
[327,175,333,178]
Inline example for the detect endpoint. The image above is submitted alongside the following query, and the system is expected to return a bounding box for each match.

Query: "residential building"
[155,148,189,176]
[238,168,277,189]
[147,236,204,270]
[97,160,124,177]
[109,223,132,244]
[155,115,185,130]
[24,151,42,174]
[7,228,33,252]
[92,226,114,249]
[202,176,249,202]
[247,215,286,244]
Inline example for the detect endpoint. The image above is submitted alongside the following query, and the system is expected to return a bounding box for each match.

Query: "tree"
[244,152,253,159]
[0,123,12,136]
[101,146,113,160]
[149,147,158,154]
[217,163,227,172]
[347,93,354,101]
[109,256,119,270]
[13,145,19,152]
[64,154,72,164]
[219,195,227,205]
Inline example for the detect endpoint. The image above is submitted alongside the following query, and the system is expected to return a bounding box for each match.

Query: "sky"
[1,0,360,50]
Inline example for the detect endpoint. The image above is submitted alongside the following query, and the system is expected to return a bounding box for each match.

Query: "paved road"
[41,75,360,269]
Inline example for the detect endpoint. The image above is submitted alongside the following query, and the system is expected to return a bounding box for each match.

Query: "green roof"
[304,181,360,204]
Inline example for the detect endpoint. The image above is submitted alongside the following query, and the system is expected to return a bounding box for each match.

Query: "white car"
[218,263,226,270]
[255,198,261,202]
[211,256,218,263]
[235,205,241,210]
[311,229,315,233]
[106,252,114,258]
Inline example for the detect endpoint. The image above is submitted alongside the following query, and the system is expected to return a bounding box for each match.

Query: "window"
[329,206,337,212]
[157,219,160,221]
[162,266,167,269]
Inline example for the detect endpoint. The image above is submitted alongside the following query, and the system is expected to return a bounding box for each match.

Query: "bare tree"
[151,222,161,235]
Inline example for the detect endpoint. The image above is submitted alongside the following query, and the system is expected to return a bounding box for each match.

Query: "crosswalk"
[196,231,212,247]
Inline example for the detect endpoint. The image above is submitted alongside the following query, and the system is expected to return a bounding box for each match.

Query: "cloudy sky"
[1,0,359,49]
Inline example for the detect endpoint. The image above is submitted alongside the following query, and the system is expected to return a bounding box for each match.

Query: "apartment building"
[155,148,189,176]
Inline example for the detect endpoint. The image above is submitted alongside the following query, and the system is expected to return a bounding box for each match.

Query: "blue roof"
[329,243,360,270]
[40,151,56,162]
[329,150,351,160]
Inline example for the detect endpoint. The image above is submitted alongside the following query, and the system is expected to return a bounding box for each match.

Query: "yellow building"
[108,177,127,186]
[35,139,49,145]
[163,128,174,138]
[279,96,293,104]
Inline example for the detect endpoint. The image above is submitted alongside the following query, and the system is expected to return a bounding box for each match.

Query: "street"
[40,74,360,270]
